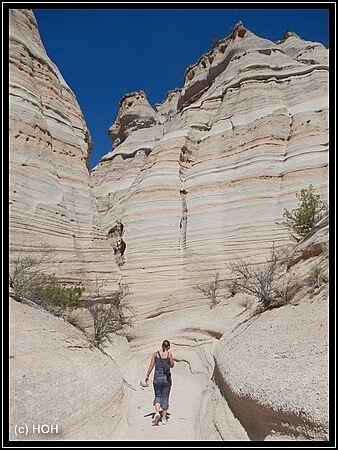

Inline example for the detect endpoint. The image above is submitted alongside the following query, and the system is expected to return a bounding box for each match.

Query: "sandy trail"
[108,305,249,441]
[9,282,328,443]
[9,297,253,442]
[116,361,211,440]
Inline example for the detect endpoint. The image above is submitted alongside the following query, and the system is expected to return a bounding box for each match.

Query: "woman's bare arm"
[145,352,156,383]
[168,351,175,368]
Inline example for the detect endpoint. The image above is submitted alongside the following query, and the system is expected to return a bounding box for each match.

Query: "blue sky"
[32,5,331,169]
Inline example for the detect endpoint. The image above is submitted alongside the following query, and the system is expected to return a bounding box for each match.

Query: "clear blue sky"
[32,5,331,169]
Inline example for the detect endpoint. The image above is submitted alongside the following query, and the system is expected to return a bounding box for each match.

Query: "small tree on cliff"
[282,184,328,242]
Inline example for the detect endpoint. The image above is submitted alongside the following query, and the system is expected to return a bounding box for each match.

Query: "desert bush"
[196,271,223,308]
[9,245,55,302]
[283,184,328,242]
[224,278,239,297]
[281,272,302,303]
[239,297,254,311]
[27,273,84,314]
[307,264,327,289]
[87,280,134,347]
[9,245,84,314]
[229,245,300,311]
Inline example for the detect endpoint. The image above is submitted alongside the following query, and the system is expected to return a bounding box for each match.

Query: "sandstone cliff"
[9,9,120,297]
[91,21,328,319]
[9,9,329,442]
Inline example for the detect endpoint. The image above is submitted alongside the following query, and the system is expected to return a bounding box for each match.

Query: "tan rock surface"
[9,299,124,441]
[9,9,120,298]
[91,22,328,320]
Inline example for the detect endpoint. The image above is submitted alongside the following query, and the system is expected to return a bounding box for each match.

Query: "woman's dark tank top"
[154,351,170,378]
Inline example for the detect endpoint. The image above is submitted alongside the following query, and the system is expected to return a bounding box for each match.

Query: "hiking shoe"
[152,412,160,425]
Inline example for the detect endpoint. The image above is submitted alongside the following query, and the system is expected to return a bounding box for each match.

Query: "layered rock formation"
[9,9,329,442]
[91,22,328,319]
[9,9,120,297]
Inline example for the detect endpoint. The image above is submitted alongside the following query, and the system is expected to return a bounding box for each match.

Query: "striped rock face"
[91,23,328,318]
[9,11,328,313]
[9,9,120,297]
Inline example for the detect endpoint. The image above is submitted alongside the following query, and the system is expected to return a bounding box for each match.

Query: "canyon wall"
[9,9,120,297]
[91,22,328,318]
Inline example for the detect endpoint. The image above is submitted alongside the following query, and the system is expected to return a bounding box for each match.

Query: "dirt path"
[107,306,249,441]
[10,300,249,442]
[115,361,211,440]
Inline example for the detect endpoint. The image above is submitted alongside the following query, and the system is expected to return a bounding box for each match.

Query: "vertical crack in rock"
[178,134,200,250]
[179,189,188,250]
[107,220,126,268]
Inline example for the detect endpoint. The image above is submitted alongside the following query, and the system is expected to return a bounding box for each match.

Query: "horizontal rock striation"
[9,9,120,297]
[92,21,328,318]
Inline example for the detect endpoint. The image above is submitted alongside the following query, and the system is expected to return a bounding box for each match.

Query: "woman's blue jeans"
[153,375,172,410]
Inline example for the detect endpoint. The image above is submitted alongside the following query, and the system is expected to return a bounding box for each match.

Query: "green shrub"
[283,184,328,242]
[9,247,84,313]
[308,264,326,289]
[21,273,84,313]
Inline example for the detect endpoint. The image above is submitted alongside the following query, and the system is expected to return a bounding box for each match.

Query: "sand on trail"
[101,305,250,442]
[10,282,328,442]
[9,299,249,442]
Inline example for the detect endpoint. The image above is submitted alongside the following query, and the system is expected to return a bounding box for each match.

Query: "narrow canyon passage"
[108,308,249,441]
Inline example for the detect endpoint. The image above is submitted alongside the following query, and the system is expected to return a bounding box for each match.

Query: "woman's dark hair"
[162,340,170,349]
